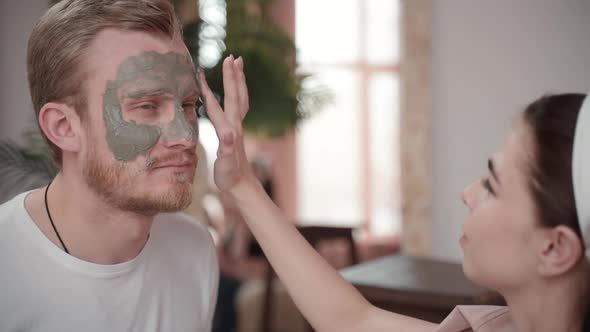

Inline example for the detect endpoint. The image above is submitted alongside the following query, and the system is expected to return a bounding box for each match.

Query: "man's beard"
[83,146,195,216]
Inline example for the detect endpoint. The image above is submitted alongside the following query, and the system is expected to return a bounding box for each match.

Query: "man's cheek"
[160,105,198,145]
[103,89,162,161]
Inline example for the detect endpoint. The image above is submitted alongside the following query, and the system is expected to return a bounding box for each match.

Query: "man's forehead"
[114,51,196,80]
[86,29,196,85]
[118,80,199,99]
[107,51,198,98]
[90,28,189,59]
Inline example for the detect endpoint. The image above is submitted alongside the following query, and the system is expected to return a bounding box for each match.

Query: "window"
[296,0,401,235]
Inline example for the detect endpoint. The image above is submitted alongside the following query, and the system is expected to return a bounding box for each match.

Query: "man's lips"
[149,154,197,170]
[152,161,197,171]
[153,161,195,169]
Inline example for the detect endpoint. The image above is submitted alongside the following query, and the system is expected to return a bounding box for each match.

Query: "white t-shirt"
[0,191,219,332]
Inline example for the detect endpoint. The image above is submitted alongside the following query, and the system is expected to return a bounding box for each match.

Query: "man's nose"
[161,104,198,149]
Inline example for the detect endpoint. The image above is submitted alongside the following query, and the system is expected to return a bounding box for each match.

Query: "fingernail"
[229,54,234,60]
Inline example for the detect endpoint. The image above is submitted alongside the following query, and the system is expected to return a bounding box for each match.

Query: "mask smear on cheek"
[102,51,200,164]
[161,101,199,145]
[103,83,162,162]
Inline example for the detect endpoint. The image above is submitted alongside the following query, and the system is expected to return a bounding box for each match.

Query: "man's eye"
[137,103,157,111]
[182,101,200,118]
[195,99,205,118]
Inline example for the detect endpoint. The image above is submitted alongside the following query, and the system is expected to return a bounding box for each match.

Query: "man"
[0,1,218,330]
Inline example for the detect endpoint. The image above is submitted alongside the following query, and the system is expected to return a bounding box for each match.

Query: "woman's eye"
[481,178,495,196]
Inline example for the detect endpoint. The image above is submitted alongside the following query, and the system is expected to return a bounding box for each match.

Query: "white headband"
[572,94,590,257]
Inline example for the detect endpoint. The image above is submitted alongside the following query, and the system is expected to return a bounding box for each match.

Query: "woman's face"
[461,122,546,292]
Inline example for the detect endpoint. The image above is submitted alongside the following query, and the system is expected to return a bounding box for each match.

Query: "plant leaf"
[0,140,57,204]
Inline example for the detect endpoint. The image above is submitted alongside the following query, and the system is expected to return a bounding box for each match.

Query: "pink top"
[435,306,516,332]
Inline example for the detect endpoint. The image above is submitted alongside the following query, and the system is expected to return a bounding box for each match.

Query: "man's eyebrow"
[125,87,174,99]
[488,158,500,184]
[183,89,201,99]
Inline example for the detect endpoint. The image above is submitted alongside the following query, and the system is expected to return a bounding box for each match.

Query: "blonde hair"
[27,0,182,165]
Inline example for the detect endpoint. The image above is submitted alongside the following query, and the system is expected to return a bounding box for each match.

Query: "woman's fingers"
[197,55,249,165]
[198,70,235,156]
[198,71,224,129]
[234,57,250,121]
[222,55,241,127]
[199,56,254,192]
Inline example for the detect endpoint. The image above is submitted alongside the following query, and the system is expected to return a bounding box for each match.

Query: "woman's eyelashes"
[481,177,496,196]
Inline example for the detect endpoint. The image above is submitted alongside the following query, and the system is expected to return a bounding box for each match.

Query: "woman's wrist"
[229,174,264,203]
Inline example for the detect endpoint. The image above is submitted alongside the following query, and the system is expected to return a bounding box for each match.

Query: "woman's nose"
[462,181,478,208]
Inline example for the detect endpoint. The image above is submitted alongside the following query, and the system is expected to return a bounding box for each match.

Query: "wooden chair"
[260,225,359,332]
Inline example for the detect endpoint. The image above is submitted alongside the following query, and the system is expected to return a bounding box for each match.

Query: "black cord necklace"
[44,180,69,254]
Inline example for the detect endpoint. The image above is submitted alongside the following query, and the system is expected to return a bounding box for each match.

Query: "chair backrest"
[297,225,358,265]
[261,225,358,332]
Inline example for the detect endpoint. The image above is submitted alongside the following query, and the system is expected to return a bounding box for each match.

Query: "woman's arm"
[232,181,436,332]
[198,55,437,332]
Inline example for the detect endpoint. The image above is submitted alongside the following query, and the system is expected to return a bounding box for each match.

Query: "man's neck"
[26,173,153,265]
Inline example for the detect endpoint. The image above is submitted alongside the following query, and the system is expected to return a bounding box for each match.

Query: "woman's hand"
[198,55,256,194]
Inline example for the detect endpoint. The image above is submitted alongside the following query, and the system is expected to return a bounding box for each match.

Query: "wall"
[431,0,590,261]
[0,0,48,143]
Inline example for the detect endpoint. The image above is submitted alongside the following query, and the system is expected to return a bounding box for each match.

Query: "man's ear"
[537,225,584,276]
[38,102,82,154]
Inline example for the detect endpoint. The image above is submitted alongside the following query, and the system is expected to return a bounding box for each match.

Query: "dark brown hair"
[27,0,182,165]
[522,93,588,330]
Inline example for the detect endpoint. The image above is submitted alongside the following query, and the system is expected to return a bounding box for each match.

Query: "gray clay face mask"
[103,51,199,162]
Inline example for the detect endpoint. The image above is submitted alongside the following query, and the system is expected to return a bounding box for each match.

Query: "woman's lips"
[459,234,468,247]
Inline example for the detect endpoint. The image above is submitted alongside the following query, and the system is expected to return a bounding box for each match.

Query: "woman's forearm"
[232,180,370,331]
[230,180,436,332]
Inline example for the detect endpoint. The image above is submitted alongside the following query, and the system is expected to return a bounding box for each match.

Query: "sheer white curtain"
[296,0,401,235]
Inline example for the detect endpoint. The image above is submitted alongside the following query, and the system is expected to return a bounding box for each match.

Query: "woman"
[199,55,590,331]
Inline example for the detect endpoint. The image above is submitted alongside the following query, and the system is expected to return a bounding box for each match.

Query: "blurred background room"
[2,0,590,331]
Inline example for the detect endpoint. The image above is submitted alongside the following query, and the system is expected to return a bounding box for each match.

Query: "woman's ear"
[537,225,584,276]
[38,102,82,154]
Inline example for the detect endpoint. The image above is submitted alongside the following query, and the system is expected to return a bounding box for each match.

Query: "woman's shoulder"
[435,306,515,332]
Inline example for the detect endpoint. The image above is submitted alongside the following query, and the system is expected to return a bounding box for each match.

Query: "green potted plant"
[179,0,331,137]
[0,124,58,203]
